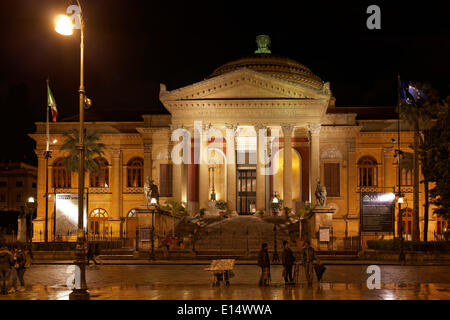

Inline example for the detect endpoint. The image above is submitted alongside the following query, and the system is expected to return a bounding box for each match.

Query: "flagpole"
[397,74,405,262]
[44,79,52,243]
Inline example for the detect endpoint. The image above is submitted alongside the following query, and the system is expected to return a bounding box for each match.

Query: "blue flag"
[400,80,427,106]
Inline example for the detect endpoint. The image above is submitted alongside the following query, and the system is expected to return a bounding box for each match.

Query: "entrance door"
[237,169,256,215]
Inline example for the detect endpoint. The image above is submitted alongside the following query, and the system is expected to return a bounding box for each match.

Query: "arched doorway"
[126,209,138,248]
[272,148,302,207]
[89,208,109,239]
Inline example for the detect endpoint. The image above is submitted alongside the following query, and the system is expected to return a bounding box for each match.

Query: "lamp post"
[25,197,37,246]
[55,1,90,299]
[271,193,280,262]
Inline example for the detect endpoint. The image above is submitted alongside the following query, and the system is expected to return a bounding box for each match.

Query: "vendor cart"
[205,259,235,287]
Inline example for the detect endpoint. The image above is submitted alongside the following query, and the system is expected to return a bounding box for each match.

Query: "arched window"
[436,216,448,236]
[401,168,412,186]
[399,208,413,240]
[89,208,109,237]
[127,157,144,187]
[127,209,137,218]
[52,158,71,188]
[90,157,109,187]
[358,156,378,187]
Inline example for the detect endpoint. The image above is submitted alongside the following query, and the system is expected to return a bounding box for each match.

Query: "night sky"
[0,0,449,165]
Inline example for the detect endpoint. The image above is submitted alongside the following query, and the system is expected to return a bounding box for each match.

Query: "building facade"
[30,38,447,244]
[0,162,37,212]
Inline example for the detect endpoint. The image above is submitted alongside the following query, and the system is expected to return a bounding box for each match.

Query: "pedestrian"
[302,240,316,285]
[87,243,93,265]
[281,240,295,285]
[257,243,270,286]
[0,245,15,294]
[13,246,26,291]
[162,236,171,259]
[93,242,100,265]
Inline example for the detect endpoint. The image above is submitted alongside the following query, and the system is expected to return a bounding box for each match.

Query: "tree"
[427,96,450,221]
[159,200,187,237]
[60,129,106,174]
[398,83,437,241]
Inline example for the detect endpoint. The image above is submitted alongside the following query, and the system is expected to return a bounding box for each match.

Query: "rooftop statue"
[254,35,271,54]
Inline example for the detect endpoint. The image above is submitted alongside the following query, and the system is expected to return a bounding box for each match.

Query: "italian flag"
[47,82,57,122]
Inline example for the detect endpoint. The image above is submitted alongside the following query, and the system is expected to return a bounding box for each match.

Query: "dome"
[209,36,324,90]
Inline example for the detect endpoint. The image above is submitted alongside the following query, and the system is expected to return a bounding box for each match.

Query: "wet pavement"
[1,264,450,300]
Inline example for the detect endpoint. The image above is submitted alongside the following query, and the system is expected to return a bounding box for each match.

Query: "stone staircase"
[98,247,136,260]
[194,215,291,254]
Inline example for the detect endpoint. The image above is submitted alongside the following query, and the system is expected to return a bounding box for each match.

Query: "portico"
[159,54,332,214]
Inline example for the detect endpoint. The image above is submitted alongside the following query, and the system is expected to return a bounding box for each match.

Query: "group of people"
[0,245,32,294]
[258,240,318,286]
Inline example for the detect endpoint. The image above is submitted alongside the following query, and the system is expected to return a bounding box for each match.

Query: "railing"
[124,187,143,194]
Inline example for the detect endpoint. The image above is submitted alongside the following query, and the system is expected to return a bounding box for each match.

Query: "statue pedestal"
[308,206,335,250]
[17,217,27,242]
[205,200,220,217]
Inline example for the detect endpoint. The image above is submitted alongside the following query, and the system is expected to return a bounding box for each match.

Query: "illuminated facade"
[30,39,445,244]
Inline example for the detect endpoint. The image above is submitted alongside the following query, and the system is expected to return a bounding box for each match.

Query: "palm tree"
[160,200,187,237]
[60,129,106,174]
[295,202,311,242]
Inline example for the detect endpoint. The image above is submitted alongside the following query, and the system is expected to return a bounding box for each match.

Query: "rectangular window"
[0,193,5,202]
[16,193,21,202]
[0,181,6,187]
[159,164,173,197]
[32,182,37,188]
[16,181,23,187]
[324,163,340,197]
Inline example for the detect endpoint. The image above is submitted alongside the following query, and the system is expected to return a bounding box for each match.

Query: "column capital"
[253,123,268,131]
[111,149,122,158]
[383,146,394,156]
[281,123,295,136]
[308,123,321,135]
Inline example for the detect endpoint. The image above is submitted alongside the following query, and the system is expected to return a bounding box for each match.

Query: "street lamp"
[25,197,37,246]
[55,1,90,300]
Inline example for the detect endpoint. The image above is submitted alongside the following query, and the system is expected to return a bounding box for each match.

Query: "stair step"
[98,254,135,260]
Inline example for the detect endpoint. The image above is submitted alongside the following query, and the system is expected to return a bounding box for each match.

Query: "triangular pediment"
[160,68,329,102]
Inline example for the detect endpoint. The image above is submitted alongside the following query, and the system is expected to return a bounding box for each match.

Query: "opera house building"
[30,36,447,248]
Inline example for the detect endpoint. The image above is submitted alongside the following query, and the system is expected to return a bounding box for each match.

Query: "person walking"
[0,245,15,294]
[281,240,295,285]
[257,243,271,286]
[13,247,26,291]
[302,240,316,285]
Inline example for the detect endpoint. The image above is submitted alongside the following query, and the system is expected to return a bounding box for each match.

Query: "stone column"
[254,123,267,211]
[199,126,209,209]
[226,125,237,211]
[143,139,152,185]
[347,141,357,217]
[111,149,122,237]
[282,123,294,209]
[309,123,321,205]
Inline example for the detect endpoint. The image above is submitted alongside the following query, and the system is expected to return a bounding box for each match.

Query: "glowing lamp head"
[398,197,404,204]
[151,197,157,204]
[55,15,74,36]
[27,197,35,204]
